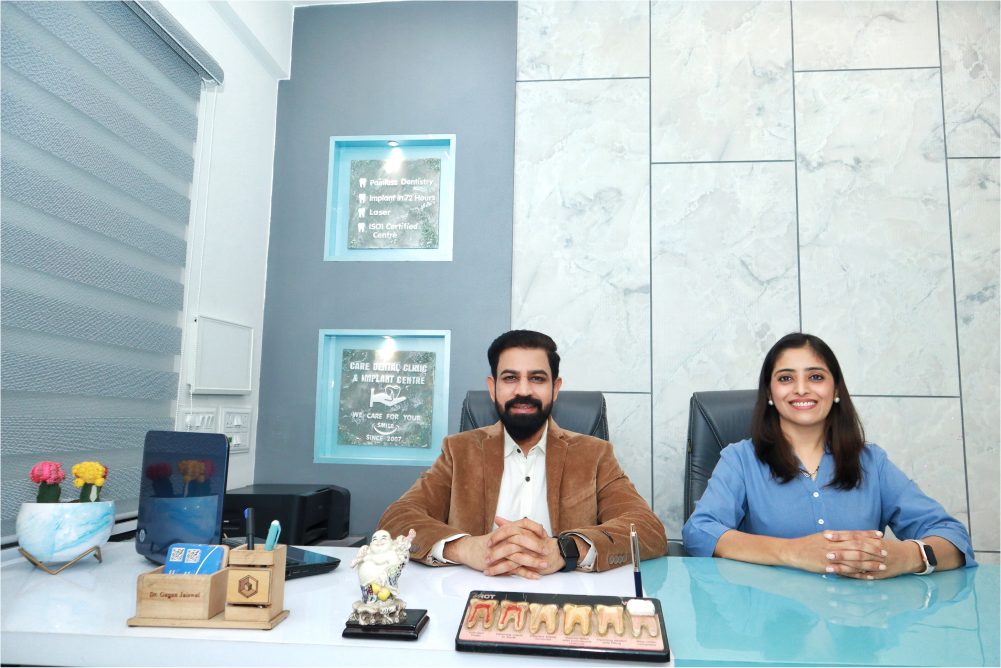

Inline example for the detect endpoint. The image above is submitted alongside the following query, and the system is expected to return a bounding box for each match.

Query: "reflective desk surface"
[2,544,998,667]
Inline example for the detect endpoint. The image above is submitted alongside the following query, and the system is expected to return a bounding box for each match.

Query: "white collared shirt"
[430,424,596,569]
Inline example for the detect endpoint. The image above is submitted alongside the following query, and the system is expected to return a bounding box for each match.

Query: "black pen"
[630,523,643,598]
[245,508,255,550]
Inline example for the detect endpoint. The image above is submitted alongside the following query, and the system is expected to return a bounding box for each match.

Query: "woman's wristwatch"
[907,539,937,575]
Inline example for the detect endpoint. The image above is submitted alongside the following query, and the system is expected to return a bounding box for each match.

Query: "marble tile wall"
[651,1,794,162]
[795,68,959,396]
[949,158,1000,553]
[512,1,1001,554]
[939,2,1001,158]
[511,77,650,392]
[651,162,799,536]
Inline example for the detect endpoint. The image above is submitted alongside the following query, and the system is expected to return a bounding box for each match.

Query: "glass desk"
[645,557,1000,666]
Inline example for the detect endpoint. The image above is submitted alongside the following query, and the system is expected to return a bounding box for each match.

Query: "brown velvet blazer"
[377,418,667,572]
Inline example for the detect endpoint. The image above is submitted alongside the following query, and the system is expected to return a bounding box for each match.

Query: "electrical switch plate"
[179,408,219,433]
[221,407,252,454]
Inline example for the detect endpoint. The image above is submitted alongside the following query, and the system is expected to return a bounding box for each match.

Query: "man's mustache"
[504,396,543,412]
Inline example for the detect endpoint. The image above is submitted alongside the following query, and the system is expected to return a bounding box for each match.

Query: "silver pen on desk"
[630,523,643,598]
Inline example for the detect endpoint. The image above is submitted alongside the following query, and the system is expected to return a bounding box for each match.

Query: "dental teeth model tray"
[455,591,669,663]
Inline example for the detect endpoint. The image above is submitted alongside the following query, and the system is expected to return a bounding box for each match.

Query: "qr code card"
[163,544,226,575]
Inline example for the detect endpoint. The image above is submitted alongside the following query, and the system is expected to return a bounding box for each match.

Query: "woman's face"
[768,346,837,431]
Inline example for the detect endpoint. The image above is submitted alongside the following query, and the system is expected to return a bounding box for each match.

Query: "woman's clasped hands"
[790,530,921,580]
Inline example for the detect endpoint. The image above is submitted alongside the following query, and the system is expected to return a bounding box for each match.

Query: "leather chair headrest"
[460,390,608,441]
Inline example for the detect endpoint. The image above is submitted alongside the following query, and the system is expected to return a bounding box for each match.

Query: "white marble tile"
[949,158,1001,552]
[792,1,940,71]
[975,551,1001,565]
[517,1,649,81]
[854,397,969,532]
[939,2,1001,158]
[651,162,799,538]
[604,393,652,507]
[512,79,650,392]
[651,1,794,162]
[796,69,960,396]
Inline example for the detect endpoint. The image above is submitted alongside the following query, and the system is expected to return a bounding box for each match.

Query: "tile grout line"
[790,1,803,333]
[648,0,655,514]
[936,0,974,544]
[652,159,795,165]
[794,66,941,73]
[516,76,650,83]
[853,394,962,399]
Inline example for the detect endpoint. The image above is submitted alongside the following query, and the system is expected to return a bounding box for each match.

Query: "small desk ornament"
[343,529,429,641]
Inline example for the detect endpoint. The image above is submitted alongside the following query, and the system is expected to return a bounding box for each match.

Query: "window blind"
[1,1,219,541]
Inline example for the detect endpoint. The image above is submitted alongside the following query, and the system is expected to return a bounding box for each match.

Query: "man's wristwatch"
[556,534,580,572]
[907,539,937,575]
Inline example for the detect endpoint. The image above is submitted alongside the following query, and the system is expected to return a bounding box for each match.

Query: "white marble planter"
[16,501,115,562]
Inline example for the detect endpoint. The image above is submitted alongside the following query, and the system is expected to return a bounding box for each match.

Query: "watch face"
[924,544,938,567]
[559,535,579,560]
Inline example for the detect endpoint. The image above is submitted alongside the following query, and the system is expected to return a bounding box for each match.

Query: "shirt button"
[813,492,819,498]
[525,476,530,482]
[818,519,825,525]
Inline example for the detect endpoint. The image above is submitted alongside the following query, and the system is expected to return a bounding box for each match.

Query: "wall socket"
[222,407,252,454]
[179,408,219,432]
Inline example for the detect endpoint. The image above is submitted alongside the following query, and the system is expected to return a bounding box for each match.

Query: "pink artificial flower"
[30,461,66,485]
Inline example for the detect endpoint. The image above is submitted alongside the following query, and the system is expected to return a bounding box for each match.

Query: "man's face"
[487,347,562,441]
[370,530,391,553]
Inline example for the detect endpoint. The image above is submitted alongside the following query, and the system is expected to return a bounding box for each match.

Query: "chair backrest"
[685,390,758,523]
[459,390,609,440]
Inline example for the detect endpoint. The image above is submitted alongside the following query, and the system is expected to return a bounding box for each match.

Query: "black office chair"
[684,390,758,523]
[459,390,608,439]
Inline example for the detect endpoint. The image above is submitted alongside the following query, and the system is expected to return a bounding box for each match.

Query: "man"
[378,330,666,578]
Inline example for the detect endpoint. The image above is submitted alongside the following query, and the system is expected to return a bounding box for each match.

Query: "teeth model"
[465,598,499,630]
[626,599,659,638]
[528,603,558,634]
[497,600,529,631]
[562,604,593,636]
[594,604,625,636]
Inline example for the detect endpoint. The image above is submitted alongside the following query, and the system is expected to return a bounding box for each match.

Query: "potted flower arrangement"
[16,460,115,570]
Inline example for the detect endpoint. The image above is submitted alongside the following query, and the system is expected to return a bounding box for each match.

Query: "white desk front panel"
[2,544,665,667]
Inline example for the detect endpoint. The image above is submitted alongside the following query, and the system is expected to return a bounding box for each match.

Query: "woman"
[682,333,975,578]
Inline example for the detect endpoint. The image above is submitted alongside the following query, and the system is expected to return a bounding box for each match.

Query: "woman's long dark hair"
[751,333,866,490]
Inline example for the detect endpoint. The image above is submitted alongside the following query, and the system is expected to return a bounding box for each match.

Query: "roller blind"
[0,1,218,541]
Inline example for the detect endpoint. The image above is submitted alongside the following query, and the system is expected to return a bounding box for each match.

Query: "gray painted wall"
[256,1,517,536]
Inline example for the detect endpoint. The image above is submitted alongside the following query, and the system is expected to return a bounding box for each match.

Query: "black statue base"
[342,609,429,641]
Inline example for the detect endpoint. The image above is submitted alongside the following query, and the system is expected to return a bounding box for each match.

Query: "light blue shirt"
[682,439,976,567]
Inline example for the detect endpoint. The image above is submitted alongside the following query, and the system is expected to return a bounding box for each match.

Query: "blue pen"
[245,508,255,550]
[630,523,643,598]
[265,520,281,551]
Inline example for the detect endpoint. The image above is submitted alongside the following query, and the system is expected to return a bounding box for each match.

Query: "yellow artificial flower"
[72,461,108,486]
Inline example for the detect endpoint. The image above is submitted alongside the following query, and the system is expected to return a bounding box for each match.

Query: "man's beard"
[496,395,553,441]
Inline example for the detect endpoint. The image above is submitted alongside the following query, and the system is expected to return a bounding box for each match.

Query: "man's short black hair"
[487,330,560,380]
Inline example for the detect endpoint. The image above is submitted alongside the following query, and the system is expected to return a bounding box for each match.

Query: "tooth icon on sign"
[359,178,367,188]
[358,223,365,233]
[358,193,366,204]
[358,208,366,217]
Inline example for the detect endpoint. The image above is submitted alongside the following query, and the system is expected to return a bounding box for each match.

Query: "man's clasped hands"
[443,516,582,579]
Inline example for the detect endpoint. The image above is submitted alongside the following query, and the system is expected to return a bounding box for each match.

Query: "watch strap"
[557,534,579,572]
[907,539,935,575]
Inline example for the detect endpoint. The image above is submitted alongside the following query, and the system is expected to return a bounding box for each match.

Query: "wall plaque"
[348,159,441,249]
[314,330,450,467]
[324,135,455,262]
[336,349,436,448]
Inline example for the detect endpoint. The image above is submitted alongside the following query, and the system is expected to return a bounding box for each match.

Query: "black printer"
[223,484,350,544]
